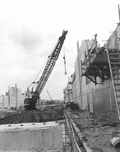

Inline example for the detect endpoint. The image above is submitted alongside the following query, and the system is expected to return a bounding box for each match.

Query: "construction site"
[1,3,120,152]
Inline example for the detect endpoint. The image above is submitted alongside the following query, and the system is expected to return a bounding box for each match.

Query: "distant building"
[0,85,25,109]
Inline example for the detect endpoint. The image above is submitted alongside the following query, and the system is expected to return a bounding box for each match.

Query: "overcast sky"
[0,0,120,100]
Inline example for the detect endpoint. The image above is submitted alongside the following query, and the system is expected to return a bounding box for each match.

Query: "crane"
[24,30,68,110]
[46,90,53,104]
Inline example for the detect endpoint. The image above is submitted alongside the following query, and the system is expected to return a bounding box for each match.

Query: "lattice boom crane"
[24,30,68,110]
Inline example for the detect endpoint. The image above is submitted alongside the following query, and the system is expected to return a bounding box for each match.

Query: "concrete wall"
[0,122,63,152]
[72,57,81,107]
[72,40,95,110]
[72,36,119,121]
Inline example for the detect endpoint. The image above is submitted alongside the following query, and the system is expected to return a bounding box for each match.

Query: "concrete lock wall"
[0,122,63,152]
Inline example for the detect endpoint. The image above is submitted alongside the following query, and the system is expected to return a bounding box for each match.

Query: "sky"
[0,0,120,100]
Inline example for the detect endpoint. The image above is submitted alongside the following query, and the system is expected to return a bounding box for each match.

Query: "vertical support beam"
[67,77,70,103]
[85,40,90,66]
[77,41,83,106]
[94,34,97,51]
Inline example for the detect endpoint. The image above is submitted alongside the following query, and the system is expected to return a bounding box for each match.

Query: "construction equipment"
[24,30,68,110]
[46,90,53,104]
[66,102,79,110]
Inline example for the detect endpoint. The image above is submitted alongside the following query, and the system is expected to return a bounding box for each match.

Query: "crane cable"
[63,46,67,75]
[28,57,48,88]
[28,42,59,89]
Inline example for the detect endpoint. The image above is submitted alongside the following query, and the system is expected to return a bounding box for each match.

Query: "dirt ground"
[66,109,120,152]
[0,105,64,124]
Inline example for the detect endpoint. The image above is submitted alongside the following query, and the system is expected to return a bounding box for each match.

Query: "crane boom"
[35,30,67,95]
[24,30,68,110]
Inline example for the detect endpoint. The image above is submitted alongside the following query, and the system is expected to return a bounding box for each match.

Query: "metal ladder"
[107,49,120,119]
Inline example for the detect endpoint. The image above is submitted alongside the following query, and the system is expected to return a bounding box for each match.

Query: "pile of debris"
[66,109,120,152]
[0,105,64,124]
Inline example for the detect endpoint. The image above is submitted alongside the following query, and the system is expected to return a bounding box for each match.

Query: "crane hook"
[63,55,67,75]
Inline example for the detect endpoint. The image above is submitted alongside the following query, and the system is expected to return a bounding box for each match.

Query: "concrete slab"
[0,122,63,152]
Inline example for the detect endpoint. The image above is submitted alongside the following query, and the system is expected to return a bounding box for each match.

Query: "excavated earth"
[0,105,64,124]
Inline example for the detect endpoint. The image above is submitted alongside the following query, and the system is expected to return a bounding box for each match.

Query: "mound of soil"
[0,105,64,124]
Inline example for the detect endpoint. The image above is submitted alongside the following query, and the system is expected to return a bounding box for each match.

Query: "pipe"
[65,111,93,152]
